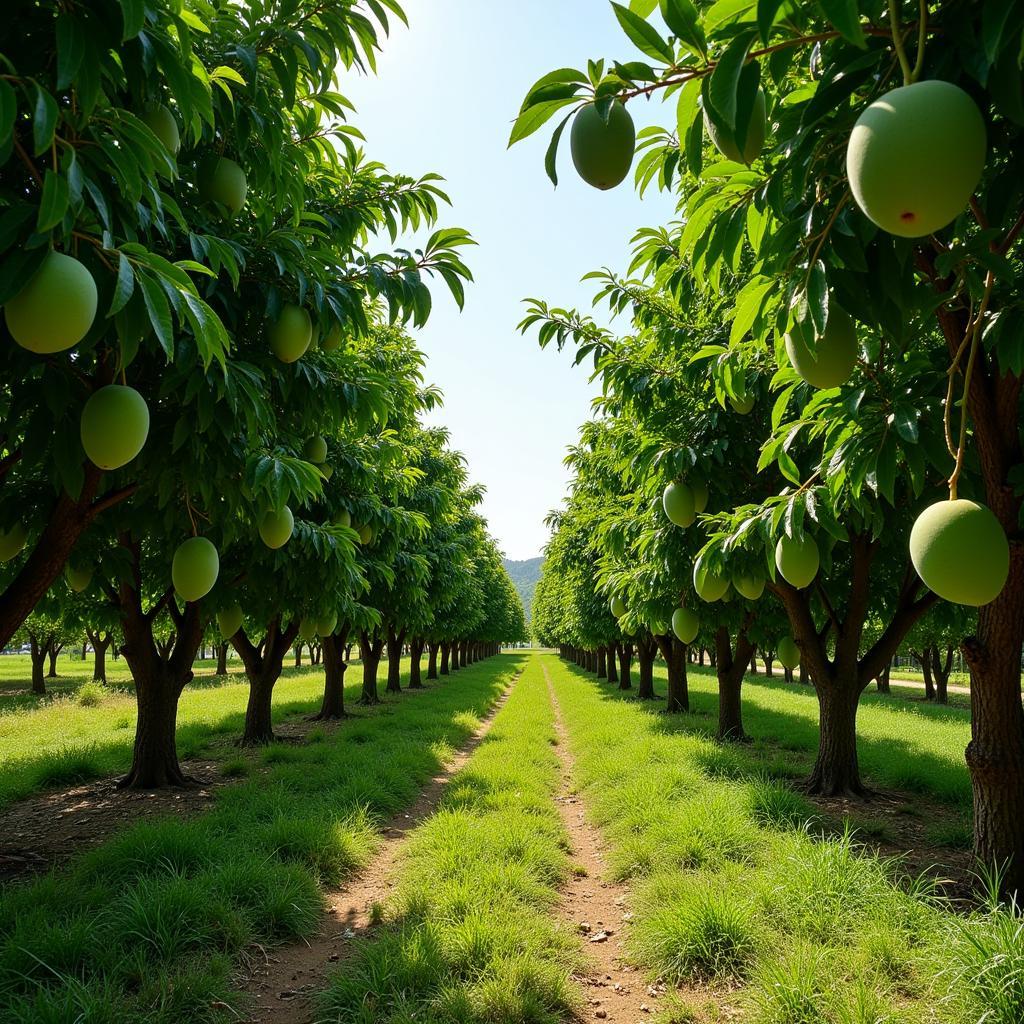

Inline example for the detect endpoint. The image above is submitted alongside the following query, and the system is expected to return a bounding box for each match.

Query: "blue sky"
[343,0,674,560]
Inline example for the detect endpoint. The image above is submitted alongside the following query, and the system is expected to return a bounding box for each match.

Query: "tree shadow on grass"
[559,660,973,808]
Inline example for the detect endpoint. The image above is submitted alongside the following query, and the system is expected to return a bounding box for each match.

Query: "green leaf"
[611,2,675,64]
[806,261,828,336]
[818,0,866,48]
[660,0,707,58]
[138,271,174,359]
[893,405,919,444]
[675,77,702,141]
[545,111,574,187]
[108,252,136,316]
[521,68,587,110]
[118,0,146,41]
[36,170,69,232]
[56,14,85,90]
[756,0,785,42]
[708,30,755,129]
[508,97,578,146]
[32,83,59,156]
[0,80,16,149]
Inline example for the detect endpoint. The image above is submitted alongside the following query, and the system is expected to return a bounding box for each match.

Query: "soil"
[542,662,665,1022]
[0,713,344,883]
[235,678,519,1024]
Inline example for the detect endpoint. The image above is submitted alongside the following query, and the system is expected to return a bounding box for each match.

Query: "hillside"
[503,557,544,622]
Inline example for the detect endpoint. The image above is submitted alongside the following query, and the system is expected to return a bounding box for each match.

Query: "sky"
[343,0,674,561]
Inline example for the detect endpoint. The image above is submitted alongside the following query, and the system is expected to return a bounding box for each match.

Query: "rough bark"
[440,641,451,676]
[617,642,632,690]
[409,637,425,688]
[116,554,204,789]
[233,616,301,745]
[635,635,657,700]
[606,642,619,684]
[313,626,350,721]
[427,642,439,680]
[86,629,112,683]
[360,630,384,703]
[715,623,753,741]
[913,648,935,700]
[655,634,689,713]
[385,626,406,693]
[46,642,62,678]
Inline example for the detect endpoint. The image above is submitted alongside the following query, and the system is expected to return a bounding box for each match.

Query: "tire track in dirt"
[236,674,520,1024]
[541,659,663,1022]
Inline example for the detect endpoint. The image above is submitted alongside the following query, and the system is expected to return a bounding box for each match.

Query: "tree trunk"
[294,643,303,668]
[606,643,619,684]
[93,635,110,683]
[459,641,468,669]
[440,641,451,676]
[29,636,46,695]
[409,637,424,688]
[46,642,61,678]
[932,645,953,705]
[763,653,774,677]
[635,636,657,700]
[618,641,633,690]
[876,664,890,693]
[121,667,188,788]
[427,642,439,680]
[807,680,866,797]
[749,652,758,675]
[597,646,607,679]
[386,627,405,694]
[360,631,384,704]
[216,642,227,676]
[914,649,935,700]
[656,635,689,713]
[233,617,300,745]
[242,669,277,746]
[117,581,203,790]
[313,629,349,720]
[715,624,752,741]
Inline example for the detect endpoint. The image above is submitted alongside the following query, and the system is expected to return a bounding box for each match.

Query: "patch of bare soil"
[0,714,344,883]
[542,662,665,1023]
[806,787,975,893]
[235,680,519,1024]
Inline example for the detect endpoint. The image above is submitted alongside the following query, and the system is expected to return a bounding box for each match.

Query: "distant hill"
[503,557,544,622]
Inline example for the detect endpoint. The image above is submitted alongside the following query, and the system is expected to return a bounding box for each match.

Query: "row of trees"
[0,0,524,787]
[517,0,1023,892]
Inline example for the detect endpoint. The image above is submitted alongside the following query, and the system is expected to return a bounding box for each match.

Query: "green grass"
[0,655,385,809]
[0,654,522,1024]
[316,654,580,1024]
[545,654,1024,1024]
[664,663,973,807]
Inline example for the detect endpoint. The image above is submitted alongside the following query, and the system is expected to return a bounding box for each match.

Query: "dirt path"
[541,661,661,1022]
[887,675,970,696]
[236,677,519,1024]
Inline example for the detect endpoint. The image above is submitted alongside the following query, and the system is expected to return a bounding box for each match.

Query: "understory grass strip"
[316,653,581,1024]
[0,655,522,1024]
[0,658,402,809]
[662,663,972,806]
[546,655,1023,1024]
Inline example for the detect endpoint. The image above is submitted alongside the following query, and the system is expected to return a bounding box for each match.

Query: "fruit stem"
[948,270,994,501]
[911,0,929,84]
[887,0,914,86]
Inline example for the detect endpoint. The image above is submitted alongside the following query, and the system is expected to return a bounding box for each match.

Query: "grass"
[666,663,973,807]
[545,654,1024,1024]
[0,655,385,809]
[316,654,580,1024]
[0,654,523,1023]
